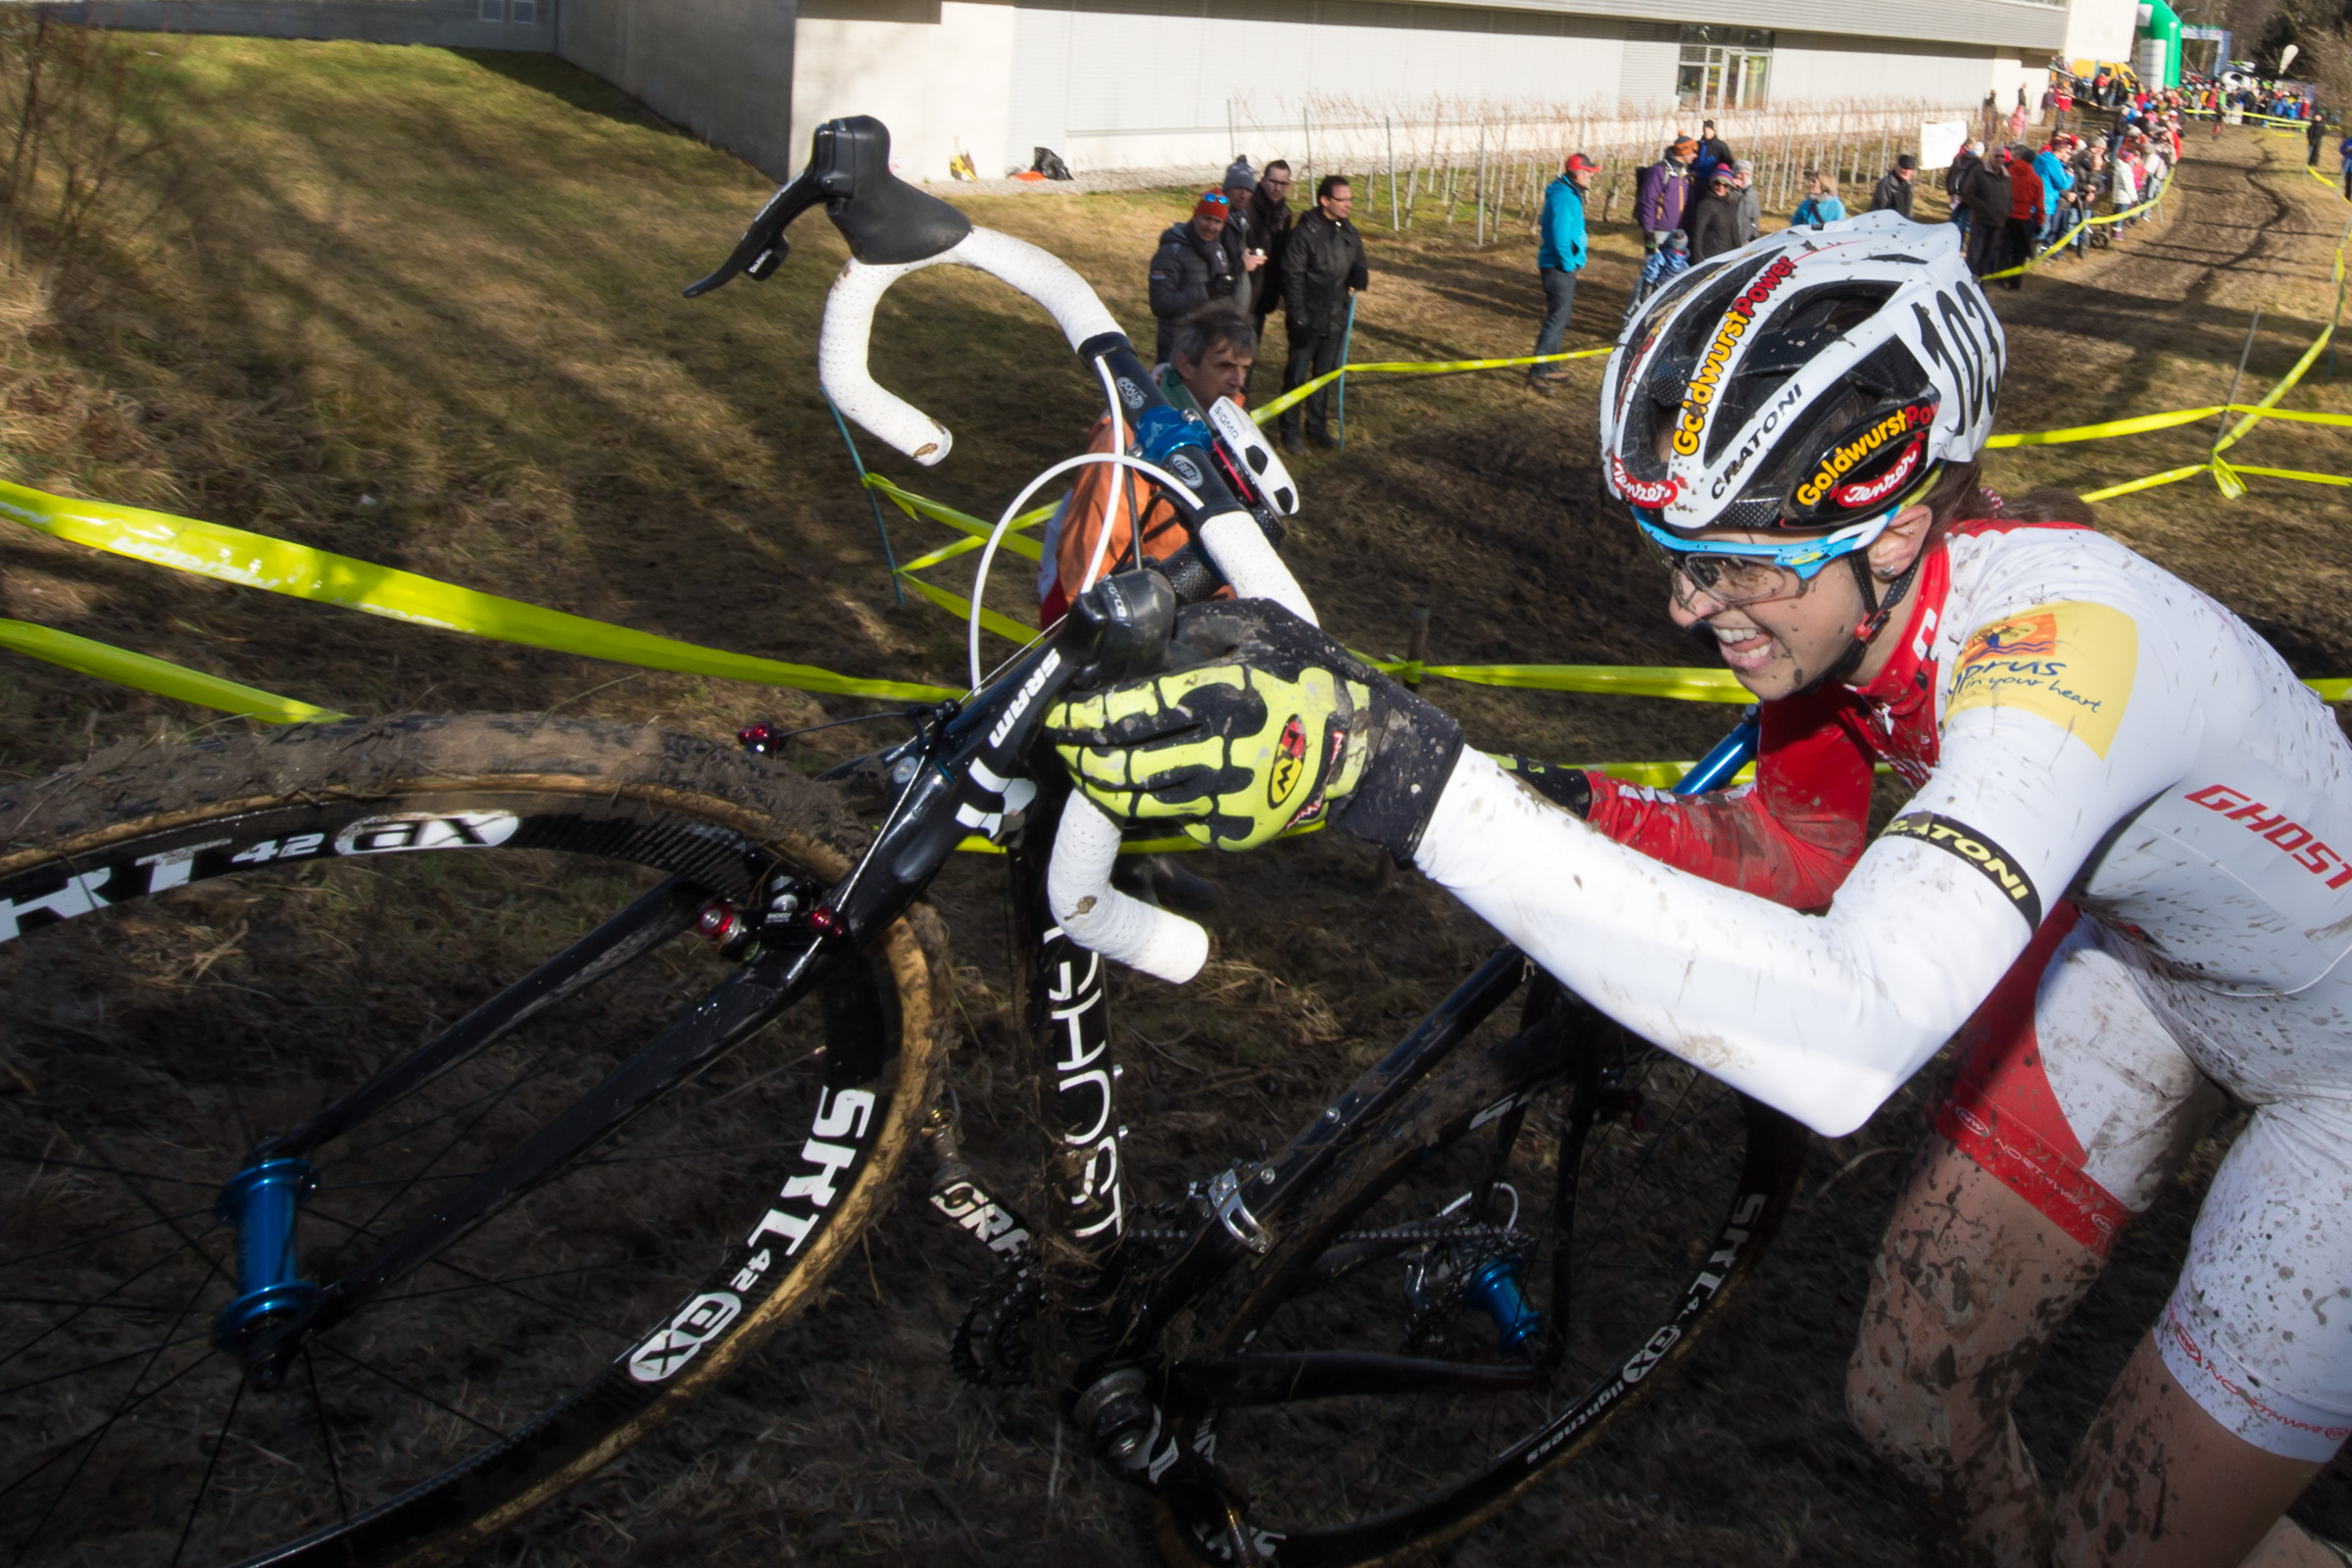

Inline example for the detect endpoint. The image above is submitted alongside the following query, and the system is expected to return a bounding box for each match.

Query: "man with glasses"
[1244,159,1297,348]
[1276,175,1366,452]
[1049,211,2352,1567]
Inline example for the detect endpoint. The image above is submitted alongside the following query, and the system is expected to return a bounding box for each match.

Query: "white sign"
[1919,119,1968,175]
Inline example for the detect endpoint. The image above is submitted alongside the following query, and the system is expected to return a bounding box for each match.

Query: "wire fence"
[1232,93,1997,242]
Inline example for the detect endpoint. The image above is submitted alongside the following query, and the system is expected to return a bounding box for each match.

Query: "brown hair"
[1921,457,2095,548]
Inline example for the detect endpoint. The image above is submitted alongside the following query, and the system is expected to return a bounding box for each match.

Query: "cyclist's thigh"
[2159,1097,2352,1461]
[1856,906,2220,1409]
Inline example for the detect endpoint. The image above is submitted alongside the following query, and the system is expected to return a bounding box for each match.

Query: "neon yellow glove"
[1043,602,1465,858]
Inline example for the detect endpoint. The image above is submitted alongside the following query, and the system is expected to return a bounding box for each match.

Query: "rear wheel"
[1156,985,1806,1567]
[0,715,949,1567]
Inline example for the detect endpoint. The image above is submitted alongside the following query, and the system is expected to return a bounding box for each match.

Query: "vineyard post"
[1388,116,1398,227]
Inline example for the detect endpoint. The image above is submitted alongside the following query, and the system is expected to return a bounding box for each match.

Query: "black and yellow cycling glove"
[1043,602,1464,859]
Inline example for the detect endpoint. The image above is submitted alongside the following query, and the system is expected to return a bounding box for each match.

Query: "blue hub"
[1462,1254,1544,1357]
[213,1157,319,1356]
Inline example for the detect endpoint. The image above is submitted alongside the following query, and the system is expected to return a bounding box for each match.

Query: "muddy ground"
[4,41,2352,1566]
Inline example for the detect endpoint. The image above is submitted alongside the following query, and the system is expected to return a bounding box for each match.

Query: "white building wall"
[1768,32,2023,106]
[790,0,1016,181]
[2061,0,2136,67]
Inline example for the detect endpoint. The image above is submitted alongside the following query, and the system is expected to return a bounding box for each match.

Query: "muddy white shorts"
[1934,903,2352,1461]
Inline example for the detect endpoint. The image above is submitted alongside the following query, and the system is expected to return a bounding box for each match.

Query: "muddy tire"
[1154,997,1807,1567]
[0,714,951,1568]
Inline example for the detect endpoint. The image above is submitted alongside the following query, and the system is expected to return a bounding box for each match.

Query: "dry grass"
[2,37,2352,1566]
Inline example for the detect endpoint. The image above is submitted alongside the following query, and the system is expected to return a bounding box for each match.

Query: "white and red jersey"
[1414,519,2352,1137]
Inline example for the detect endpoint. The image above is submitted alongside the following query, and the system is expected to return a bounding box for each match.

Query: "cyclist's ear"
[1868,503,1936,581]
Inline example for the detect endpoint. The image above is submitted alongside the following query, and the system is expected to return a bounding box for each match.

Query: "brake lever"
[684,116,974,298]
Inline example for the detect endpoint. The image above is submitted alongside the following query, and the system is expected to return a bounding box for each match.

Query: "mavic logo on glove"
[1268,715,1308,808]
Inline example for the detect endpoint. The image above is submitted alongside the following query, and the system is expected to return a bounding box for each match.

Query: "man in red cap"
[1148,190,1253,362]
[1526,152,1598,395]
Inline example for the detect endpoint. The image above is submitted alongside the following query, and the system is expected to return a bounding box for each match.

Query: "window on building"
[1677,26,1773,112]
[479,0,504,20]
[510,0,535,19]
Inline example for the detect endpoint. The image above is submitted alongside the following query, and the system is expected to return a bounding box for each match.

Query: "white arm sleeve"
[1411,594,2196,1138]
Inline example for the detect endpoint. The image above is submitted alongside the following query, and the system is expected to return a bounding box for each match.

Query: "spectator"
[2341,130,2352,199]
[1868,154,1917,218]
[1947,138,1984,248]
[1731,159,1761,243]
[1147,191,1240,363]
[2110,135,2140,222]
[1278,174,1367,453]
[1526,151,1598,397]
[1687,169,1742,261]
[1790,170,1845,226]
[2001,140,2043,288]
[1244,160,1296,345]
[1959,143,2012,275]
[1636,138,1696,252]
[1218,158,1266,316]
[1039,305,1255,624]
[1620,229,1690,332]
[1693,120,1735,184]
[2312,115,2328,167]
[2040,82,2057,122]
[2032,138,2075,244]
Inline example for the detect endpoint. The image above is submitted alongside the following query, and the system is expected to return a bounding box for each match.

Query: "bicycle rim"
[1157,1009,1806,1567]
[0,716,949,1567]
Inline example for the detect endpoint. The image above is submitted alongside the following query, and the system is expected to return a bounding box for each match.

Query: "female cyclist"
[1045,212,2352,1566]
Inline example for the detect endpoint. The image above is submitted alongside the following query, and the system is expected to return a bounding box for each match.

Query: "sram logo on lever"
[1204,400,1299,516]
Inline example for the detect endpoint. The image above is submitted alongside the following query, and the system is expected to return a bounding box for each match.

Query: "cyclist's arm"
[1411,600,2189,1138]
[1584,688,1873,908]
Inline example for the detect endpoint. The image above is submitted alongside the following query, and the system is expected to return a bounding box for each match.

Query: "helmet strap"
[1811,545,1925,692]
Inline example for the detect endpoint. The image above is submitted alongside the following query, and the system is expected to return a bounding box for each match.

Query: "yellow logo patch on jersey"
[1946,600,2136,759]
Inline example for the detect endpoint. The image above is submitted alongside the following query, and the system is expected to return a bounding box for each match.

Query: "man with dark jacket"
[1946,139,1982,248]
[1217,157,1266,316]
[1869,154,1917,218]
[1686,170,1741,262]
[1149,191,1242,363]
[1635,139,1695,251]
[1958,146,2012,276]
[1692,121,1735,185]
[1278,175,1368,452]
[1244,160,1296,344]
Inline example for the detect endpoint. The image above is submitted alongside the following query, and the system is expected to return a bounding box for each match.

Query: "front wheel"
[0,714,950,1567]
[1156,987,1807,1567]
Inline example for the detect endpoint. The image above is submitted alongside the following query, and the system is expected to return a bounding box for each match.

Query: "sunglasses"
[1633,510,1893,609]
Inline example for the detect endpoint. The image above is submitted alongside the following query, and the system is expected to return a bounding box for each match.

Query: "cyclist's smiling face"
[1663,506,1935,700]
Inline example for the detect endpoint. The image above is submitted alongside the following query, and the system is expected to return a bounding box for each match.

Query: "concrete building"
[56,0,2144,184]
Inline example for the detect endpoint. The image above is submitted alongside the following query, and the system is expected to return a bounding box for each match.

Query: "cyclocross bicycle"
[0,117,1805,1568]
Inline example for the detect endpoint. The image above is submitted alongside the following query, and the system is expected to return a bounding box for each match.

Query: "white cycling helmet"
[1599,211,2004,537]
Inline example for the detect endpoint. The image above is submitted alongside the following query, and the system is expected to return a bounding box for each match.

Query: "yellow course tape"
[0,618,343,722]
[1251,346,1613,423]
[0,479,963,704]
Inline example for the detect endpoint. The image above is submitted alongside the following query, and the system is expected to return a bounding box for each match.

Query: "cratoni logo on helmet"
[1672,255,1799,458]
[1608,454,1678,509]
[1792,403,1936,510]
[1833,436,1924,509]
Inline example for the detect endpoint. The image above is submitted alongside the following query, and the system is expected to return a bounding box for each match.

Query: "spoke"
[0,1151,221,1190]
[0,1345,213,1514]
[0,1207,219,1274]
[370,1260,636,1304]
[315,1342,505,1441]
[0,1333,213,1399]
[0,1219,225,1377]
[304,1348,348,1525]
[0,1294,189,1314]
[169,1369,244,1568]
[302,1208,633,1342]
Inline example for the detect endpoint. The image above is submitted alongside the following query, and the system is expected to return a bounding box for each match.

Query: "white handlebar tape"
[951,228,1123,348]
[1198,511,1319,625]
[1047,795,1209,985]
[820,255,955,466]
[818,228,1127,466]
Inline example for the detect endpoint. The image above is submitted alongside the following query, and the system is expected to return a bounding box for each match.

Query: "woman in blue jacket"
[1790,170,1846,226]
